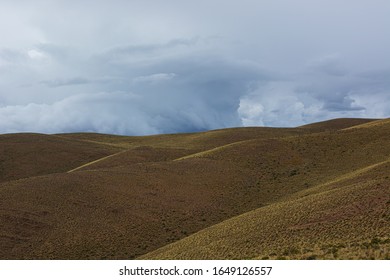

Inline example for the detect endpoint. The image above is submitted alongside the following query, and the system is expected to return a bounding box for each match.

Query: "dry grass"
[0,117,389,260]
[0,133,121,183]
[141,160,390,260]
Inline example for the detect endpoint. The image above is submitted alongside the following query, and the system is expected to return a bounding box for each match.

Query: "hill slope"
[142,158,390,260]
[0,118,388,259]
[0,133,122,183]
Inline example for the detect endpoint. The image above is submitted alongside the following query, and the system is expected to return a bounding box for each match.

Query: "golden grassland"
[0,117,389,259]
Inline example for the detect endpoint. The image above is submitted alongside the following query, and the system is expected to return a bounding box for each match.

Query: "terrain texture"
[0,118,389,259]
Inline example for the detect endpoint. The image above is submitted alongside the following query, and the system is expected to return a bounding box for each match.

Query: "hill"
[142,156,390,260]
[0,133,122,183]
[0,117,388,259]
[298,117,379,132]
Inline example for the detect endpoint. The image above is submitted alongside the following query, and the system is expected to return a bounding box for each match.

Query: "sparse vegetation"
[0,117,389,260]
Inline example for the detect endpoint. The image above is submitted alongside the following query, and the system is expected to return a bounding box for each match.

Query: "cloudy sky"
[1,0,389,135]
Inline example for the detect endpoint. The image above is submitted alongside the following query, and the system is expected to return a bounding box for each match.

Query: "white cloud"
[0,92,155,135]
[238,99,265,126]
[27,49,47,60]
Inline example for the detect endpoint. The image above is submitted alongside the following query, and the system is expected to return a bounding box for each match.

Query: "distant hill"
[298,117,379,132]
[0,118,388,259]
[0,133,121,183]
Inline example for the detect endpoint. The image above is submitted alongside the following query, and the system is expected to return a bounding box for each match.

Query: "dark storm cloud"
[0,0,390,134]
[0,50,268,135]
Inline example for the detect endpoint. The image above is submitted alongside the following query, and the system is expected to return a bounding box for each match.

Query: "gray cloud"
[306,54,347,77]
[322,95,366,112]
[1,1,390,135]
[104,38,200,58]
[0,52,266,135]
[41,77,90,88]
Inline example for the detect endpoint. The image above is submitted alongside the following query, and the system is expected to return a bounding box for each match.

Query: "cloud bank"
[1,1,390,135]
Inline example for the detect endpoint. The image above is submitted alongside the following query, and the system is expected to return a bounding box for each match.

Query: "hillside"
[0,117,389,259]
[142,155,390,260]
[0,133,122,183]
[298,117,380,132]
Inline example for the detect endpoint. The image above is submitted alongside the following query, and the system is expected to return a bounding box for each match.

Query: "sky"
[1,0,389,135]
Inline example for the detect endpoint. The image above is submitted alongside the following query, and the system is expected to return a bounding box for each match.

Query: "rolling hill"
[0,118,389,259]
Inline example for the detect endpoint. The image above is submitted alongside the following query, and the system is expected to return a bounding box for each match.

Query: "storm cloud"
[1,0,389,135]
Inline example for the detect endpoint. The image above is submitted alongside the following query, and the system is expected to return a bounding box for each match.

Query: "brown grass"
[141,160,390,260]
[0,117,389,260]
[0,133,121,183]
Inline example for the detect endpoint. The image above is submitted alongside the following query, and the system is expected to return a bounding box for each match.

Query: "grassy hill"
[0,117,388,259]
[0,133,122,183]
[142,153,390,260]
